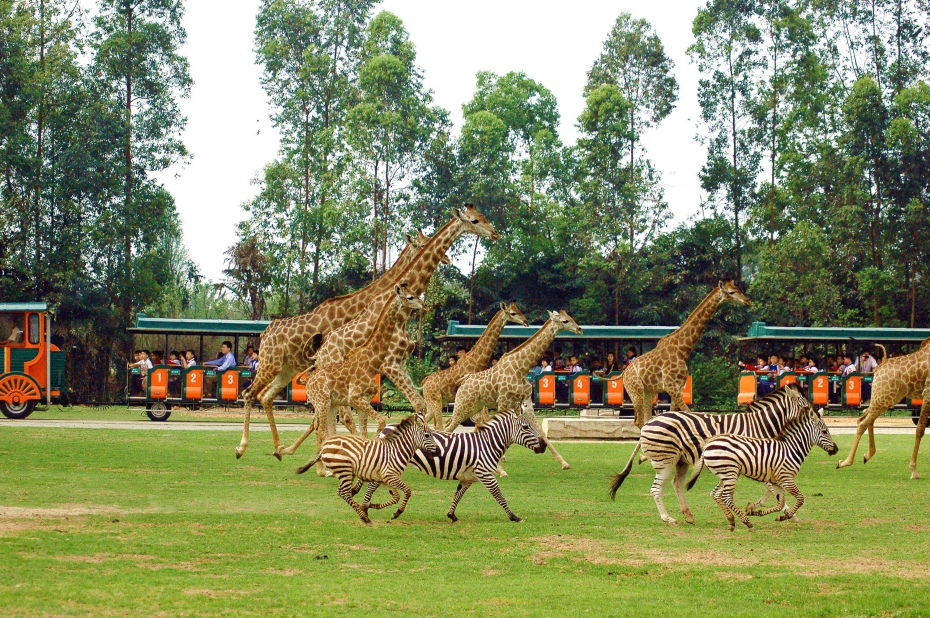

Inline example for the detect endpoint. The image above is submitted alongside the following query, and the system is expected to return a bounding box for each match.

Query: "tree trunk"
[122,5,134,365]
[728,43,741,282]
[372,161,379,281]
[298,108,310,313]
[33,0,46,293]
[467,239,479,325]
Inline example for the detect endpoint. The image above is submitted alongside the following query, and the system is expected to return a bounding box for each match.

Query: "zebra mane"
[381,414,418,443]
[744,384,799,411]
[475,410,516,433]
[772,408,815,439]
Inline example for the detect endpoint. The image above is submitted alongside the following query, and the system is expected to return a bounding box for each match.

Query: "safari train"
[1,302,927,422]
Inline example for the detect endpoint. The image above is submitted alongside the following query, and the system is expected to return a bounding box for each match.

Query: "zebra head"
[413,412,440,456]
[512,403,547,454]
[811,408,839,456]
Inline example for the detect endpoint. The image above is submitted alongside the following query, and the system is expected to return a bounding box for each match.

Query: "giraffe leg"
[626,383,644,428]
[672,461,695,524]
[650,461,678,524]
[339,405,357,435]
[237,365,290,458]
[668,387,690,413]
[775,478,804,521]
[352,395,386,439]
[445,386,481,432]
[257,369,296,457]
[447,481,474,523]
[909,386,930,480]
[837,402,886,469]
[382,363,428,414]
[277,416,318,458]
[423,384,445,430]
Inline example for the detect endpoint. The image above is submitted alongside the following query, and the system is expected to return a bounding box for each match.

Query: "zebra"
[296,413,438,524]
[687,406,838,531]
[364,405,547,522]
[608,384,813,525]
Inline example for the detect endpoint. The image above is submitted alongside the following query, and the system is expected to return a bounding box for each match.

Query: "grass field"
[1,425,929,617]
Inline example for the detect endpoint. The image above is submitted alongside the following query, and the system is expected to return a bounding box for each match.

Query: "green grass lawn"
[1,426,929,617]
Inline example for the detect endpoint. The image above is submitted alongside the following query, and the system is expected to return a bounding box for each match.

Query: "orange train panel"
[371,374,381,404]
[737,374,756,405]
[148,368,169,400]
[779,373,799,388]
[683,375,693,406]
[844,375,862,407]
[605,376,624,406]
[911,397,924,407]
[219,370,239,402]
[537,374,556,406]
[811,373,830,406]
[290,374,307,403]
[571,374,591,407]
[185,369,204,401]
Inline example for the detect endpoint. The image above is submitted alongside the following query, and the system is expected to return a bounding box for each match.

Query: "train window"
[28,314,40,344]
[0,314,25,345]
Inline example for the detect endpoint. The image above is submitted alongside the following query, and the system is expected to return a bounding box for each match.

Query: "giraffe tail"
[608,441,641,500]
[685,459,704,491]
[875,343,887,363]
[296,453,323,475]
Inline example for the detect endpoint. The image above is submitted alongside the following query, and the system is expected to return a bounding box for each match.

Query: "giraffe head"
[718,279,751,307]
[394,283,425,310]
[500,301,530,326]
[547,309,583,335]
[453,204,501,240]
[405,229,451,264]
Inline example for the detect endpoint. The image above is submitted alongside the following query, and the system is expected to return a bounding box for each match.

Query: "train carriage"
[0,302,67,419]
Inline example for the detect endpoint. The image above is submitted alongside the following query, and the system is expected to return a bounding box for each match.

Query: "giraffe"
[623,280,751,429]
[421,302,529,429]
[238,205,499,459]
[281,283,424,475]
[444,309,583,470]
[294,234,451,435]
[836,339,930,479]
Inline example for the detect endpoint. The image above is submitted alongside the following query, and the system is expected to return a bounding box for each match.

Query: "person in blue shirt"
[205,341,237,372]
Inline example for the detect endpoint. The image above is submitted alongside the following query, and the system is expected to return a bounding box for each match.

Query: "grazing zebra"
[365,405,547,522]
[608,384,813,525]
[688,407,838,531]
[296,413,437,523]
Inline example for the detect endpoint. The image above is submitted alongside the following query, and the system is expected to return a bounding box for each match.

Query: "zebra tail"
[296,453,323,475]
[608,441,641,500]
[685,459,704,491]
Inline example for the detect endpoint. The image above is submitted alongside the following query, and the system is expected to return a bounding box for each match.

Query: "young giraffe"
[421,302,529,429]
[238,205,499,459]
[624,280,751,429]
[286,284,424,475]
[836,339,930,479]
[445,310,583,470]
[296,233,450,435]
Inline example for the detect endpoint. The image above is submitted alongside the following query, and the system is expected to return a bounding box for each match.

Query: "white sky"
[156,0,707,282]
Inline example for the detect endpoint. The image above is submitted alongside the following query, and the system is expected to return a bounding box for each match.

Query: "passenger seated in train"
[591,357,606,376]
[456,346,468,361]
[604,352,619,375]
[184,349,197,367]
[128,350,152,396]
[1,315,25,344]
[168,351,183,366]
[552,349,565,371]
[248,348,259,372]
[242,345,255,366]
[202,341,236,396]
[568,356,582,373]
[150,350,165,366]
[623,347,637,366]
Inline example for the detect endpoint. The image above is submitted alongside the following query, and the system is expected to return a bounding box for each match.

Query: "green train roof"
[0,302,48,312]
[129,313,269,335]
[741,321,930,343]
[441,320,678,341]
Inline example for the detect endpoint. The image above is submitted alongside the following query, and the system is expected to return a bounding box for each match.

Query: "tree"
[223,235,271,320]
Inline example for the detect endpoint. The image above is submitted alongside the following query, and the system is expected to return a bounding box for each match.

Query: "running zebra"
[365,405,546,522]
[297,413,437,523]
[688,407,838,531]
[608,384,813,525]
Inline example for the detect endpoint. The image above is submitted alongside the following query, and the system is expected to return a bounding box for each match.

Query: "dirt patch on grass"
[0,505,121,518]
[482,569,500,576]
[262,568,303,576]
[528,535,759,568]
[715,571,753,581]
[795,557,930,580]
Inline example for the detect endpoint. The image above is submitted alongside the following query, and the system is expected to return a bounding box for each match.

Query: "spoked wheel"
[146,402,171,422]
[0,373,41,419]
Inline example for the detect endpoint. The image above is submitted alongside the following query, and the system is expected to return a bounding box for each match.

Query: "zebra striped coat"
[691,407,838,530]
[297,413,437,524]
[608,384,813,525]
[369,410,546,522]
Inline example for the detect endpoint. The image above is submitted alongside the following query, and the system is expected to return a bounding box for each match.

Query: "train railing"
[531,371,693,411]
[738,371,923,411]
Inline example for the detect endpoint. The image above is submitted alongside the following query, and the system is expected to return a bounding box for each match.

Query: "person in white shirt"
[858,350,878,373]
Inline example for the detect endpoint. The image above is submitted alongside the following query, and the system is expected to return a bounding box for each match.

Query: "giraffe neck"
[365,298,409,362]
[504,320,560,375]
[664,287,724,358]
[454,309,508,376]
[397,219,463,296]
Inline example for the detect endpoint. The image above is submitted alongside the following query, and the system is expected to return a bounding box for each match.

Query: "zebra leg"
[447,481,474,523]
[381,474,413,520]
[478,471,521,522]
[336,474,371,524]
[710,480,739,532]
[750,484,787,518]
[649,461,678,524]
[672,461,695,524]
[350,478,366,497]
[776,478,804,521]
[909,391,930,480]
[369,487,401,511]
[716,479,753,531]
[359,482,378,507]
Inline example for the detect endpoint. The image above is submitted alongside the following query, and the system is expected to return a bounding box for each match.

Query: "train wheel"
[0,374,41,419]
[146,403,171,422]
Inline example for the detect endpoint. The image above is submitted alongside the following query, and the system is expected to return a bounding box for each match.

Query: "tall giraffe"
[836,339,930,478]
[296,233,451,434]
[445,310,583,470]
[421,302,529,428]
[623,280,751,429]
[283,283,424,475]
[238,205,499,458]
